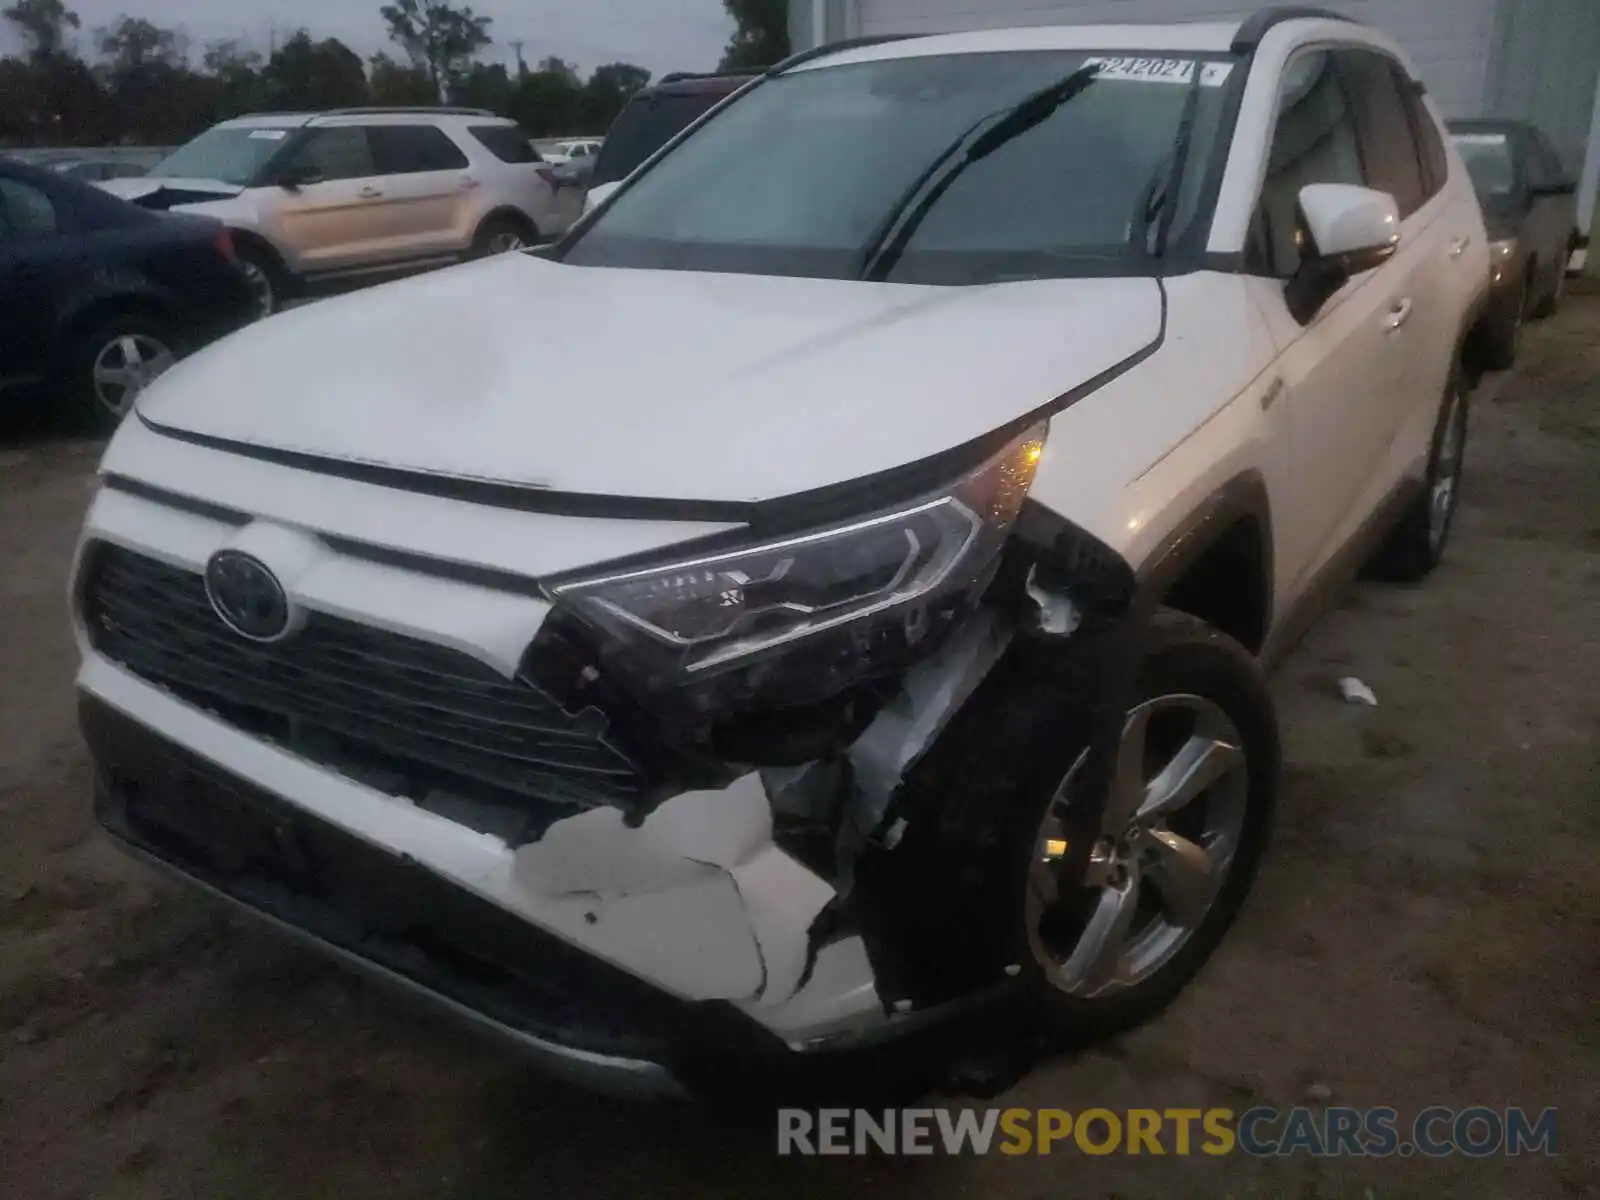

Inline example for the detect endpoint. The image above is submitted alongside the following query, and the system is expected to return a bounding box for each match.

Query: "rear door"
[0,174,65,389]
[366,124,475,258]
[269,126,389,272]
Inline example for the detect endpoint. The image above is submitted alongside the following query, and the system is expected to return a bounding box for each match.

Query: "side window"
[468,125,539,164]
[289,127,375,182]
[369,125,471,175]
[0,179,59,239]
[1253,51,1366,277]
[1336,50,1426,218]
[1395,67,1449,201]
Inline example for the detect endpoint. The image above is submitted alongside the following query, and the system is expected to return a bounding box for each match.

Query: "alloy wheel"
[239,259,275,316]
[1026,694,1249,998]
[91,333,175,417]
[485,230,527,254]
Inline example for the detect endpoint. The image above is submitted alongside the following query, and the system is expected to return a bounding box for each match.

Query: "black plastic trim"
[1133,469,1275,648]
[1230,6,1356,53]
[766,34,920,76]
[102,473,250,526]
[135,412,759,524]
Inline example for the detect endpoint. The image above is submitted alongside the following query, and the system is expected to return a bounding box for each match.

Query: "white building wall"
[850,0,1501,115]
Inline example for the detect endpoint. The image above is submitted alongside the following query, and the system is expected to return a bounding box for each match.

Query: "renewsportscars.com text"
[776,1106,1558,1158]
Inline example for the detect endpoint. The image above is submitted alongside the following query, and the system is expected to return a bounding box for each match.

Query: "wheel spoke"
[1105,702,1155,834]
[1143,829,1219,929]
[117,336,144,369]
[1060,874,1140,993]
[1139,734,1244,822]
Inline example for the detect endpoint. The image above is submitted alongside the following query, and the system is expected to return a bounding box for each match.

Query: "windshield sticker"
[1083,57,1232,87]
[248,129,288,140]
[1453,132,1509,146]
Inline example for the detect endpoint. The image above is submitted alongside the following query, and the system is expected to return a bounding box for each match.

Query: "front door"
[1243,49,1403,591]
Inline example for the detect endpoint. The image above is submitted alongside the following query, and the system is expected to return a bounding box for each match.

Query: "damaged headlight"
[549,424,1047,714]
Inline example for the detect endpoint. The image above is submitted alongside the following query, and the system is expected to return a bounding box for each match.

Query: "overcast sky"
[1,0,735,77]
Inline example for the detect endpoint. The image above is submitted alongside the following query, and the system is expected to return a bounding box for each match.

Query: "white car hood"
[98,176,243,202]
[138,254,1163,505]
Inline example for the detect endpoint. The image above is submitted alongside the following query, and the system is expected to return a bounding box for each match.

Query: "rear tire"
[1368,372,1468,582]
[472,213,538,258]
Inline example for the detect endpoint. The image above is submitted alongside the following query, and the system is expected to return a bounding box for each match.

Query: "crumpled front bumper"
[73,456,1141,1095]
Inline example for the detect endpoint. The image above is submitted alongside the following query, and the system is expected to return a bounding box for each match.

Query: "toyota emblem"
[205,550,293,641]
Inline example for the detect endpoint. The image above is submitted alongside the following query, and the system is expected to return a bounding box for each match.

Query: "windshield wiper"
[858,64,1100,282]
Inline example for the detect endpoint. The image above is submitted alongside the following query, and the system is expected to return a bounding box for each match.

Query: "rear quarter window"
[469,125,541,164]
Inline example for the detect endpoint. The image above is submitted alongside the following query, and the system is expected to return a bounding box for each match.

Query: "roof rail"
[765,33,921,76]
[1231,6,1356,52]
[314,106,496,118]
[657,70,757,85]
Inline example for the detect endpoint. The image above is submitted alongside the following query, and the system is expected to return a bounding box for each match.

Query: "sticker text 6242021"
[1084,57,1234,88]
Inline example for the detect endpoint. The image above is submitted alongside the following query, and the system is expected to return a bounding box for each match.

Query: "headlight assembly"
[548,423,1047,714]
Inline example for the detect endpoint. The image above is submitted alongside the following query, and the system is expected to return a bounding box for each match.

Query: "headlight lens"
[550,423,1046,700]
[1490,237,1517,260]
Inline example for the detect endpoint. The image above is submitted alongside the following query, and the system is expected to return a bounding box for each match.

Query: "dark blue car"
[0,158,257,431]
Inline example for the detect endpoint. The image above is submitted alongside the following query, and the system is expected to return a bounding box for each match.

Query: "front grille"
[82,543,644,829]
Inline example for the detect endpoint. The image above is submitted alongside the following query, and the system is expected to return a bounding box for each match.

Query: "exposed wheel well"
[1159,517,1270,655]
[59,296,175,363]
[228,229,287,274]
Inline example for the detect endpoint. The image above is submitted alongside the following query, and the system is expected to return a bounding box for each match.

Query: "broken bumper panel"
[82,695,805,1097]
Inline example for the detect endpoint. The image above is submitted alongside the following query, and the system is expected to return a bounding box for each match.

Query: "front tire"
[1368,374,1468,582]
[1012,610,1279,1038]
[1480,271,1528,371]
[232,241,284,318]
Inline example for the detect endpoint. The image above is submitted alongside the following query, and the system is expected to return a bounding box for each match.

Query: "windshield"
[565,51,1237,284]
[149,125,294,185]
[1451,131,1516,198]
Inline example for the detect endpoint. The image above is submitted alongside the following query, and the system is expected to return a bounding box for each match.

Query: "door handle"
[1449,236,1470,259]
[459,177,481,191]
[1385,298,1414,331]
[358,186,383,198]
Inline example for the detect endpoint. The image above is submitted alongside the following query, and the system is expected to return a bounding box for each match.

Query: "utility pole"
[509,39,527,77]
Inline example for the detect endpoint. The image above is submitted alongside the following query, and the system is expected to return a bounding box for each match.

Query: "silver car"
[100,107,569,315]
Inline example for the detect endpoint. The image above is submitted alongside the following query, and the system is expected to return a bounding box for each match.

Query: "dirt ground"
[1,294,1596,1199]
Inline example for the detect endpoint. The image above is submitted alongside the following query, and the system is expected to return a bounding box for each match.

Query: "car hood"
[98,177,244,208]
[137,254,1163,505]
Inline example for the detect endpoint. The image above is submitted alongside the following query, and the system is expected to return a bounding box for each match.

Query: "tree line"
[0,0,790,148]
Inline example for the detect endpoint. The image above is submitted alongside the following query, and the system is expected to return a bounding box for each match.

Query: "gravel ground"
[1,295,1596,1198]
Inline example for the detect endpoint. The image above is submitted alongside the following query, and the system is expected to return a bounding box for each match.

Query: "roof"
[789,9,1369,71]
[215,107,509,130]
[646,72,756,95]
[791,22,1245,72]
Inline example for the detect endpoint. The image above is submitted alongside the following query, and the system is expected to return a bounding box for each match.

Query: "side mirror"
[1284,183,1401,325]
[276,163,322,190]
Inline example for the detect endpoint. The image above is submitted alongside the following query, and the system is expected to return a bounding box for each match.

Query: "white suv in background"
[75,12,1489,1099]
[101,108,568,314]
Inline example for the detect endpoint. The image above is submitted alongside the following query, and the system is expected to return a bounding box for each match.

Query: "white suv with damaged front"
[72,10,1489,1099]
